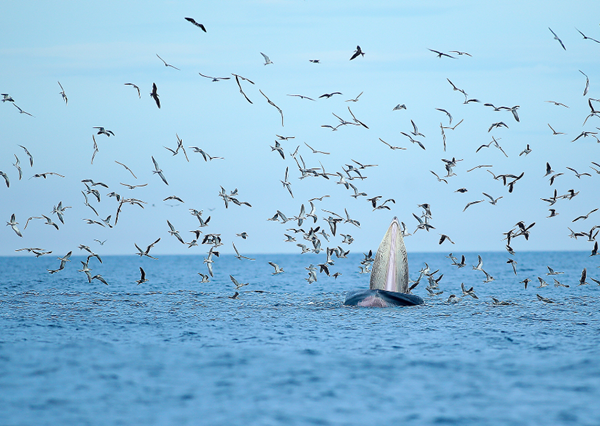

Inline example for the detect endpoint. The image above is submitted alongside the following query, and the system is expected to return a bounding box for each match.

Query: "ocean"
[1,251,599,426]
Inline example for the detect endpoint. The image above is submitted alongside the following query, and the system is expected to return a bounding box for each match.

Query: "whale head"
[369,217,409,293]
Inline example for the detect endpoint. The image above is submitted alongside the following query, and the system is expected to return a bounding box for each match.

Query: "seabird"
[135,238,160,259]
[125,83,141,98]
[319,92,342,99]
[537,294,554,303]
[268,261,284,275]
[345,92,363,102]
[13,104,33,116]
[57,81,67,105]
[260,52,273,65]
[548,123,564,135]
[463,200,484,212]
[199,72,230,82]
[450,50,472,57]
[572,208,598,222]
[349,45,364,60]
[579,70,590,96]
[548,27,566,50]
[428,49,455,58]
[287,94,315,101]
[184,17,206,32]
[259,89,284,126]
[93,126,114,137]
[136,267,148,285]
[7,214,23,237]
[461,283,478,299]
[379,138,406,151]
[150,83,160,108]
[575,28,600,43]
[92,274,109,285]
[230,275,249,290]
[151,156,168,185]
[232,73,253,104]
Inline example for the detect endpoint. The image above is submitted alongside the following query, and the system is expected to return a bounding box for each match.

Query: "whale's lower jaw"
[344,289,424,307]
[357,295,392,308]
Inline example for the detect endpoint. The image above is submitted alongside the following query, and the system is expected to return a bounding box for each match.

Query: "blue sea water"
[1,251,600,426]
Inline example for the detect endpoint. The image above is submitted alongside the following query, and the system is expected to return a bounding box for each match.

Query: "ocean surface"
[1,251,600,426]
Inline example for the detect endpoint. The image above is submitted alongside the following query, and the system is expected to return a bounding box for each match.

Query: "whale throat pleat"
[370,218,409,293]
[384,222,398,291]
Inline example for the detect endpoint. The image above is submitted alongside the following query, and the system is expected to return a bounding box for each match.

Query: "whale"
[344,217,424,307]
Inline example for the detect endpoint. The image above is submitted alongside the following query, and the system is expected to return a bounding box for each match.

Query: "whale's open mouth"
[345,217,421,307]
[384,220,399,291]
[370,216,409,294]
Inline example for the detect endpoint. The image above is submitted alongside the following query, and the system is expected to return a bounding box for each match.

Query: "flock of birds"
[2,18,600,304]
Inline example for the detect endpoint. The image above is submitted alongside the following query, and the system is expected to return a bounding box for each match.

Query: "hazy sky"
[2,0,600,257]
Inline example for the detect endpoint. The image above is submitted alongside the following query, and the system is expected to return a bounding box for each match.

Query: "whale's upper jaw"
[370,217,409,294]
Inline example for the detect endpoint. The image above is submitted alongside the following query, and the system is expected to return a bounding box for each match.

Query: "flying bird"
[198,72,230,82]
[232,242,254,261]
[488,122,508,132]
[547,123,564,135]
[428,49,455,58]
[575,28,600,43]
[92,274,109,286]
[115,161,137,179]
[0,171,9,188]
[135,238,160,260]
[349,45,364,60]
[379,138,406,150]
[93,126,114,137]
[537,294,554,304]
[150,83,160,108]
[579,70,591,97]
[566,167,591,179]
[268,261,284,275]
[13,104,33,116]
[151,156,168,185]
[57,81,67,105]
[319,92,342,99]
[259,89,284,126]
[230,275,249,290]
[435,108,453,125]
[185,17,206,32]
[280,167,293,198]
[19,145,33,167]
[260,52,273,65]
[7,214,23,237]
[125,83,141,98]
[136,267,148,285]
[463,200,484,212]
[287,94,315,101]
[232,73,254,104]
[156,54,180,70]
[572,209,598,222]
[545,100,569,108]
[304,142,329,155]
[450,50,472,57]
[167,220,185,244]
[548,27,566,50]
[345,92,363,102]
[439,234,455,245]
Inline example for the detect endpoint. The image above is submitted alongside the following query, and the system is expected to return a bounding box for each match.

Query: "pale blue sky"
[1,1,600,256]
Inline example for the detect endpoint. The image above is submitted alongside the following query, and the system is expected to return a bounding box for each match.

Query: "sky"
[1,0,600,258]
